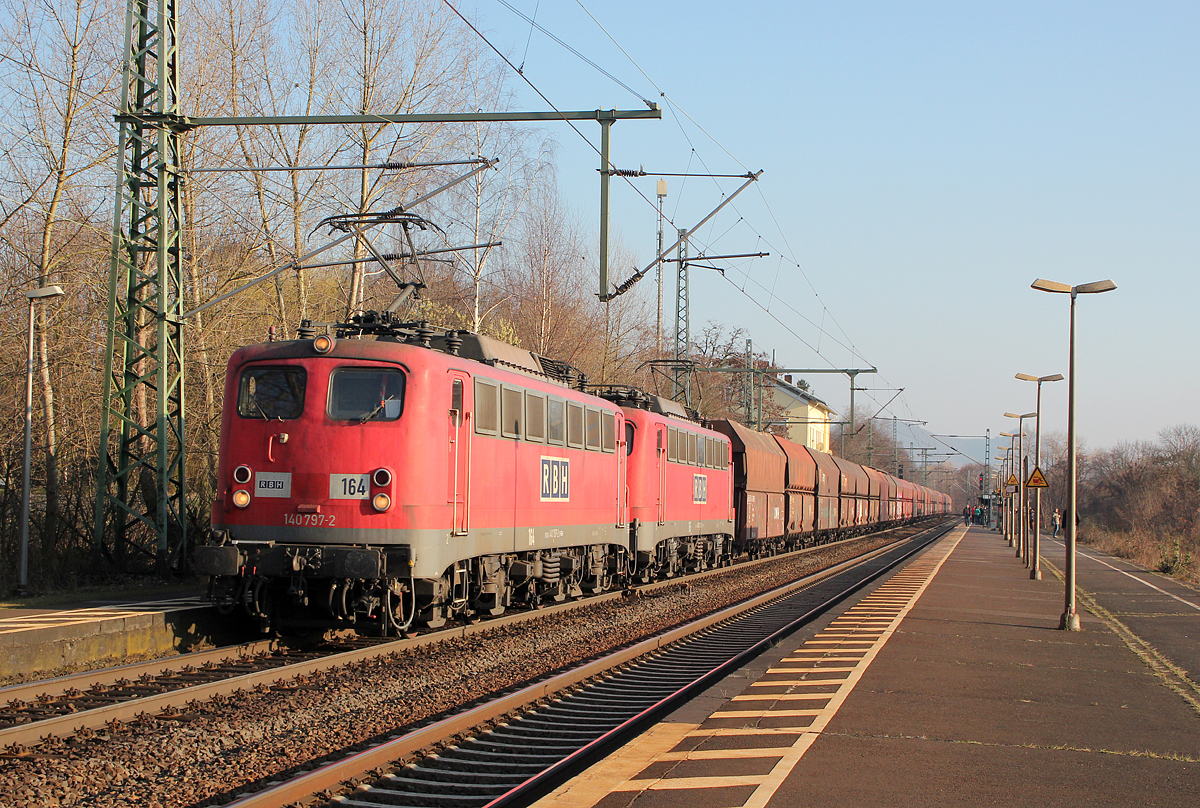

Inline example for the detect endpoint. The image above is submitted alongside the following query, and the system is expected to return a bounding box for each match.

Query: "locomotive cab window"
[238,366,306,420]
[328,368,405,421]
[625,422,635,456]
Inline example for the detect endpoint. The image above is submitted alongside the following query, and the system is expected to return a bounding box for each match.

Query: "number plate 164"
[330,474,370,499]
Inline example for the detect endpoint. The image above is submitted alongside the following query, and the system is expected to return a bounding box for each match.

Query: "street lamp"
[18,284,65,595]
[1032,278,1116,631]
[993,447,1011,531]
[997,435,1018,546]
[1016,373,1064,580]
[1004,412,1037,564]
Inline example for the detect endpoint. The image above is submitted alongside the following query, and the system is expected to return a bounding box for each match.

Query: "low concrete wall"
[0,606,239,679]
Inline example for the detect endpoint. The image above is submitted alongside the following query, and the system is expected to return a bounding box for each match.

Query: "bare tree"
[0,0,118,568]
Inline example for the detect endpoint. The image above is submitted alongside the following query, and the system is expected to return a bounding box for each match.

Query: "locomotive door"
[657,426,666,525]
[448,374,470,535]
[615,413,626,528]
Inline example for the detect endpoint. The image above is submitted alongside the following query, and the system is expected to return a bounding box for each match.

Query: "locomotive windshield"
[328,367,406,421]
[237,366,307,420]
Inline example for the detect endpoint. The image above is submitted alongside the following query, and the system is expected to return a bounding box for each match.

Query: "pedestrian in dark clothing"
[963,506,971,526]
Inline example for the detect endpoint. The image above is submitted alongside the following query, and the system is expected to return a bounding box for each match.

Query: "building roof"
[773,377,833,413]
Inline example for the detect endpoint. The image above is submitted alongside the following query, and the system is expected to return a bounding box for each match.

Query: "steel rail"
[0,639,281,705]
[0,522,939,752]
[220,520,955,808]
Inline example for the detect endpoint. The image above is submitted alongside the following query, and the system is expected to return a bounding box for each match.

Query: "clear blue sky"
[455,1,1199,459]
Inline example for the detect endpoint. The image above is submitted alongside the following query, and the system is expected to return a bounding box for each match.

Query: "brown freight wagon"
[711,420,786,549]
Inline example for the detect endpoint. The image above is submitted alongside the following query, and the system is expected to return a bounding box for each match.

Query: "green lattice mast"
[94,0,186,572]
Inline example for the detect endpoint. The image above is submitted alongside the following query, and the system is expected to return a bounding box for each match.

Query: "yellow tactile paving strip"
[0,596,206,636]
[533,526,965,808]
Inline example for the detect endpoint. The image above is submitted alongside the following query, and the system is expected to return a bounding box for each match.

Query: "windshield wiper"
[359,396,395,424]
[250,398,271,421]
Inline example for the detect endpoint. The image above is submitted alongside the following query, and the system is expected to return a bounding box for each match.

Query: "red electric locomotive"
[193,313,737,633]
[615,390,734,580]
[193,311,949,635]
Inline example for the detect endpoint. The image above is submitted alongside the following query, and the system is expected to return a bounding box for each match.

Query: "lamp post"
[997,434,1017,546]
[993,448,1010,531]
[1004,413,1037,564]
[18,285,65,595]
[1015,373,1064,580]
[1032,278,1116,631]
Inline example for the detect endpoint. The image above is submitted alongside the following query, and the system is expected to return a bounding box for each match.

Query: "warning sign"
[1005,473,1019,486]
[1026,466,1049,488]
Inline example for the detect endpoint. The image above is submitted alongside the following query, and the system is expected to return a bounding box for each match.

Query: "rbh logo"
[693,474,707,504]
[540,457,570,502]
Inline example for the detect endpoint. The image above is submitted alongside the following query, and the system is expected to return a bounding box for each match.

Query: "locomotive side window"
[238,366,306,420]
[567,402,584,448]
[585,408,601,450]
[450,379,463,426]
[601,412,616,453]
[474,379,499,434]
[501,387,523,438]
[697,434,706,467]
[625,422,635,456]
[667,428,678,461]
[525,393,545,442]
[547,398,565,445]
[327,368,405,421]
[687,432,698,465]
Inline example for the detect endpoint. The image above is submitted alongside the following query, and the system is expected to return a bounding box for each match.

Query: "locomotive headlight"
[233,465,252,484]
[232,489,251,508]
[373,468,392,487]
[312,334,335,354]
[372,493,392,512]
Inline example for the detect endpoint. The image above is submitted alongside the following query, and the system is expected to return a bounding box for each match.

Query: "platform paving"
[0,590,221,679]
[535,526,1200,808]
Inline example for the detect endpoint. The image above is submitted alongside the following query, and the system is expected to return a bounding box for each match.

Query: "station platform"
[0,590,220,681]
[535,525,1200,808]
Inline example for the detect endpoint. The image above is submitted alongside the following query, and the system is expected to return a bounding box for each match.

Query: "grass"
[1080,527,1199,588]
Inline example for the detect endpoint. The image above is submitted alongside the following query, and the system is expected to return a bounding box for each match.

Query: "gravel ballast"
[0,532,919,808]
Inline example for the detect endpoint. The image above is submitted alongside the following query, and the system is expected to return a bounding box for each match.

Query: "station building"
[772,375,834,453]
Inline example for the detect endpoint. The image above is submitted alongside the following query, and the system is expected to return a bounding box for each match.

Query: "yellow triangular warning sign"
[1005,473,1018,486]
[1026,466,1049,488]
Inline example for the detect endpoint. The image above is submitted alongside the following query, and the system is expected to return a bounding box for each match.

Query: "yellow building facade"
[772,376,834,453]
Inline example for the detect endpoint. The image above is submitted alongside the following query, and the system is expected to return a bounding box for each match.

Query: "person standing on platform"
[963,505,971,526]
[1052,508,1061,538]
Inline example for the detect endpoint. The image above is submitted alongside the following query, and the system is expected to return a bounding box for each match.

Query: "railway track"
[0,636,392,753]
[2,516,945,787]
[0,523,935,755]
[218,520,956,808]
